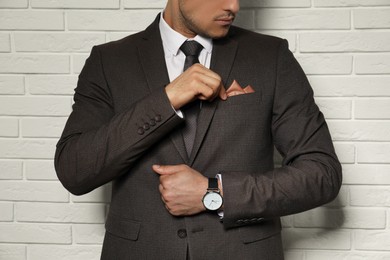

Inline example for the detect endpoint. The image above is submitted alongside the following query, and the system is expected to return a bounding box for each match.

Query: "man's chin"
[201,27,231,39]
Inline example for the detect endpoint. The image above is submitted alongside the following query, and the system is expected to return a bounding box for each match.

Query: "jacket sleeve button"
[155,115,162,122]
[137,128,145,135]
[143,123,150,130]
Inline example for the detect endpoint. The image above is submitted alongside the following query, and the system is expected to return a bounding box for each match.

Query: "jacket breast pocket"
[215,90,263,120]
[223,91,260,107]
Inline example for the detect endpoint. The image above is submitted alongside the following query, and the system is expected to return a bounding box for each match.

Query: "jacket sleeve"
[221,40,342,228]
[55,46,183,195]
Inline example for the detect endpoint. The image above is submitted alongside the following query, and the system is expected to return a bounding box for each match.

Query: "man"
[55,0,342,259]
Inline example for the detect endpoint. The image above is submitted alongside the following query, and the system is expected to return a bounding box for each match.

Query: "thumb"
[152,164,176,175]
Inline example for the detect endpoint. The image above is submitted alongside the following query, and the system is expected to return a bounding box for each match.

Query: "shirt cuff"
[171,105,183,118]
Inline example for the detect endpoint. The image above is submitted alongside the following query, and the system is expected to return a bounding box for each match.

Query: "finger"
[219,84,227,100]
[152,164,185,175]
[195,79,222,101]
[152,164,172,175]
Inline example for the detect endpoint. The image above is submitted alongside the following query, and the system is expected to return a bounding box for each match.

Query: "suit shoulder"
[91,30,146,54]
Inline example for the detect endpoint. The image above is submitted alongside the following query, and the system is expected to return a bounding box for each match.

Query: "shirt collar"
[159,12,213,57]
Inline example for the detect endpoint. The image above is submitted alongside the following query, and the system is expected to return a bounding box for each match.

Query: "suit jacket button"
[177,229,187,239]
[149,119,156,126]
[137,128,145,135]
[155,115,162,122]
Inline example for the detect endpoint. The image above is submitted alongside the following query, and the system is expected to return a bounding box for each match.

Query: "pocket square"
[226,80,255,97]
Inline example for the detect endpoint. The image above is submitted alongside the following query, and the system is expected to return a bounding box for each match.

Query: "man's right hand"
[165,64,227,110]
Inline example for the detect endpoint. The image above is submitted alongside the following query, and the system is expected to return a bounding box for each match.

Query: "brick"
[300,32,390,52]
[28,245,101,260]
[21,117,67,138]
[0,139,57,159]
[73,224,105,244]
[351,186,390,207]
[25,160,57,180]
[0,223,71,244]
[315,98,352,119]
[325,186,348,207]
[355,55,390,75]
[306,251,390,260]
[327,121,390,141]
[0,202,13,221]
[357,143,390,163]
[241,0,310,7]
[343,164,390,185]
[31,0,119,9]
[0,54,70,74]
[0,245,26,260]
[355,230,390,251]
[334,143,355,164]
[16,202,106,223]
[27,75,77,95]
[296,55,352,75]
[0,33,10,52]
[255,9,350,30]
[281,215,294,228]
[355,99,390,119]
[354,9,390,29]
[315,0,390,7]
[309,76,390,97]
[67,10,159,31]
[282,228,351,249]
[283,251,304,260]
[0,97,71,116]
[0,11,64,30]
[234,10,255,30]
[106,32,134,42]
[72,54,89,74]
[0,160,23,179]
[0,181,68,202]
[0,118,19,137]
[71,184,111,203]
[14,33,105,53]
[294,208,386,229]
[123,0,166,8]
[0,0,28,8]
[0,76,25,95]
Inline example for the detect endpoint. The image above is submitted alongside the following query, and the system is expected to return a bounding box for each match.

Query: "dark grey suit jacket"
[55,15,342,260]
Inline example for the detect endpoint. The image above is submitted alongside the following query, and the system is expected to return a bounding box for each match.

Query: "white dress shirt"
[159,12,213,82]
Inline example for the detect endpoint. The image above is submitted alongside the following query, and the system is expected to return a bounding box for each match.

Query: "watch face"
[203,192,223,211]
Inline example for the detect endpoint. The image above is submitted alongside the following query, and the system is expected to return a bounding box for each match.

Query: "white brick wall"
[0,1,389,259]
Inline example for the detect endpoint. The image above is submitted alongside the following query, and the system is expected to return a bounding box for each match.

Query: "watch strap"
[208,178,219,191]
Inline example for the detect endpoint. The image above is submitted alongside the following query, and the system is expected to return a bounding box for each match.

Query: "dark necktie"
[180,40,203,156]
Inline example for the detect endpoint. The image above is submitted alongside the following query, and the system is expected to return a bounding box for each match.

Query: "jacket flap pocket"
[105,214,141,241]
[239,218,281,244]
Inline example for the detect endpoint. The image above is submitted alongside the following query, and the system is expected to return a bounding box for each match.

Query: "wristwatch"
[202,178,223,211]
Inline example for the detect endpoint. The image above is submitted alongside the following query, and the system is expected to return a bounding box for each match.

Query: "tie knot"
[180,41,203,57]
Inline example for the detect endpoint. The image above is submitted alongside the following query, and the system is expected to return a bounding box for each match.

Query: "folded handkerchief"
[226,80,255,97]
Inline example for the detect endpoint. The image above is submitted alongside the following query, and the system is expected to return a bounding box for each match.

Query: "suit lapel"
[189,35,238,165]
[137,16,188,162]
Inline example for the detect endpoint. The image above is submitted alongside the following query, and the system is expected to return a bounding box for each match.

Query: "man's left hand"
[152,164,208,216]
